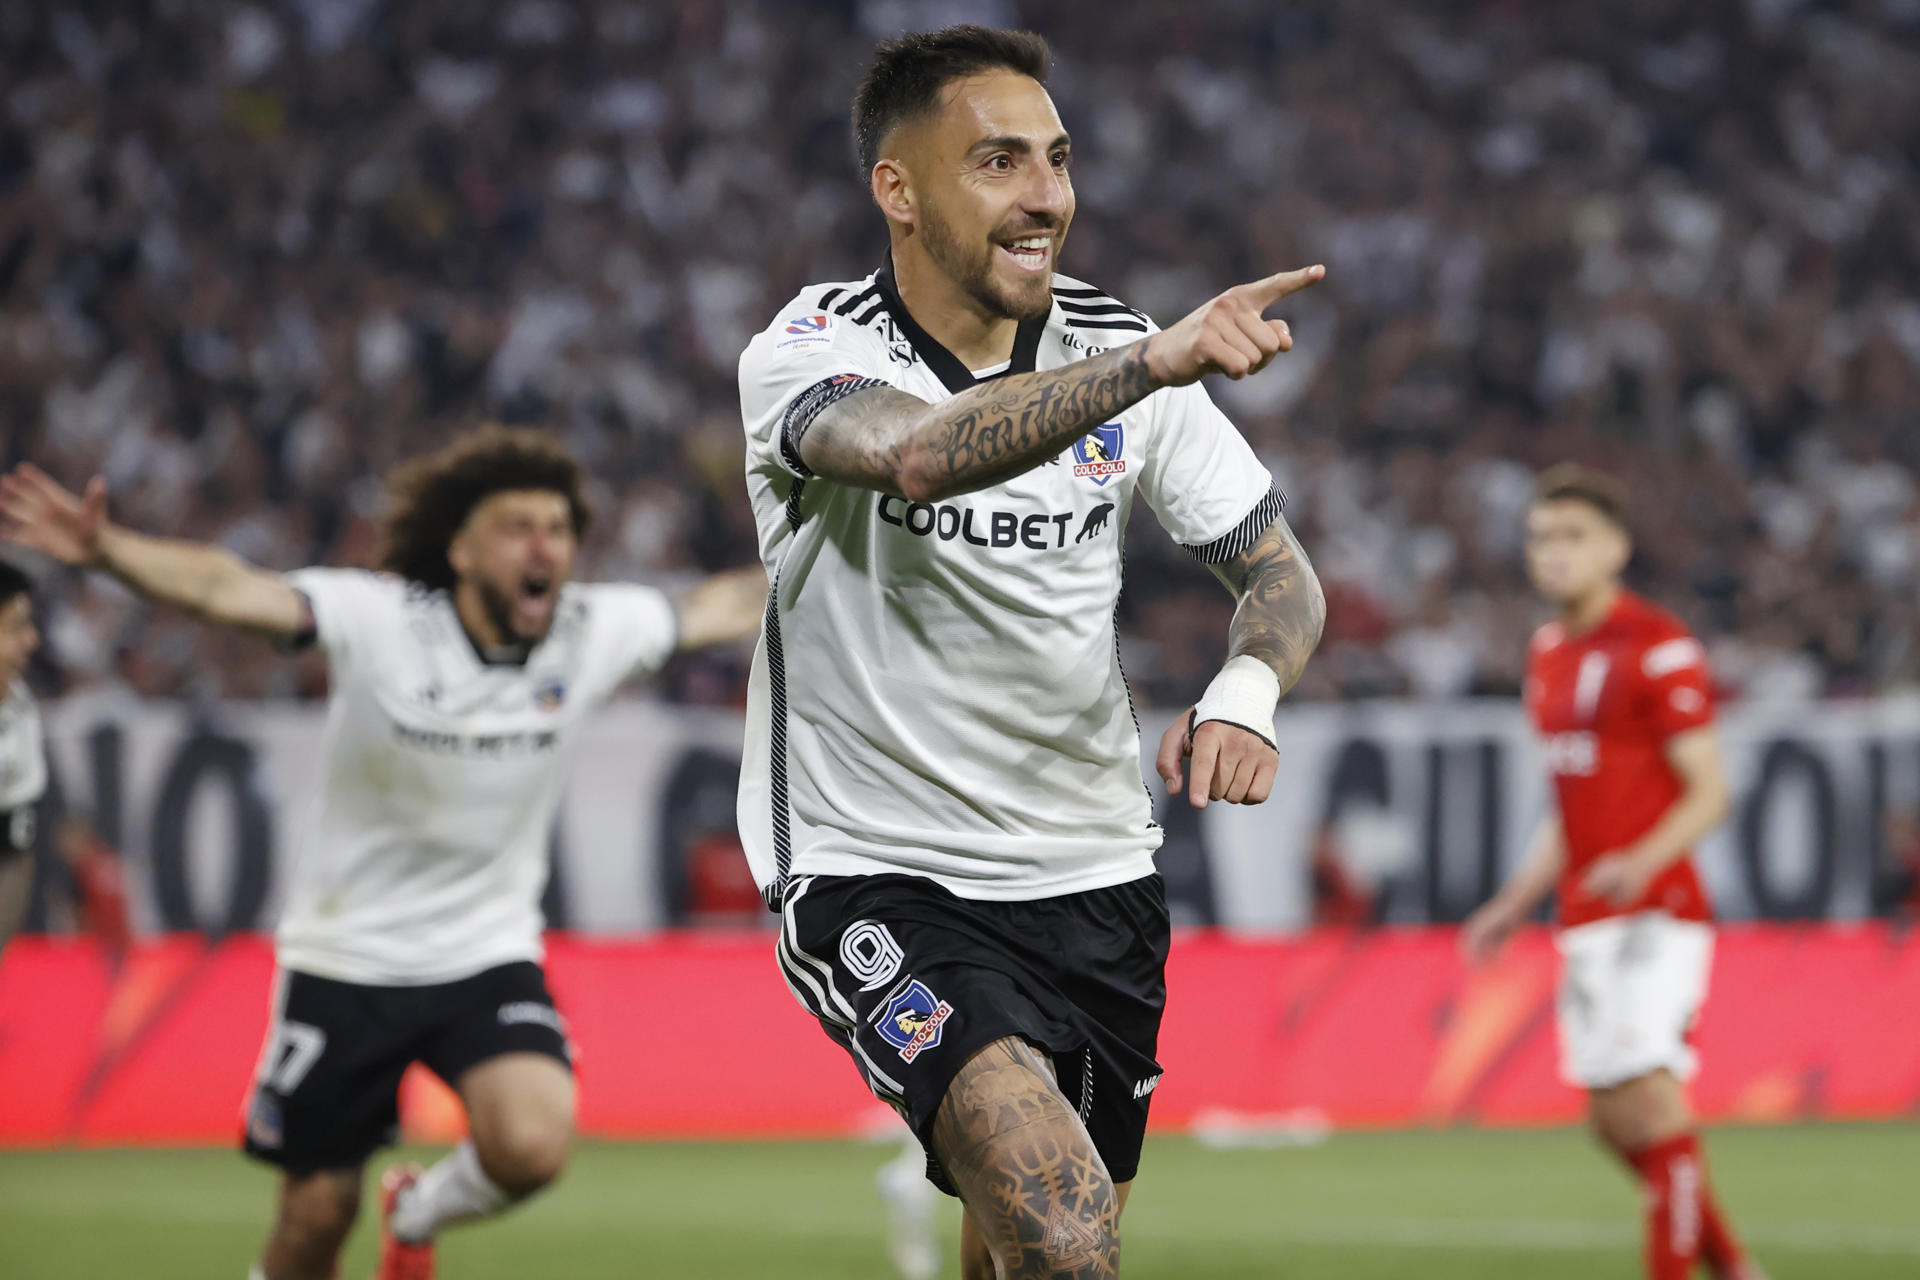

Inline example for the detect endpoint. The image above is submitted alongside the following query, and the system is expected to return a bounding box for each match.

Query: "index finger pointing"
[1239,263,1325,310]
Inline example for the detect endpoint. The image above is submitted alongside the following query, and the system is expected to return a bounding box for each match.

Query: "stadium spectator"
[3,0,1918,704]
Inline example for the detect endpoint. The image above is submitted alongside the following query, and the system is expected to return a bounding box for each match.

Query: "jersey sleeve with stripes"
[1133,380,1284,563]
[738,294,897,482]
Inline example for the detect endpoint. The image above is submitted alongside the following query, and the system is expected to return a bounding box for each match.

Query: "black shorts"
[779,871,1169,1193]
[242,960,572,1172]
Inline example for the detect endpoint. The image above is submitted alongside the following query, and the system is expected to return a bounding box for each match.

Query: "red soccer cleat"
[372,1164,433,1280]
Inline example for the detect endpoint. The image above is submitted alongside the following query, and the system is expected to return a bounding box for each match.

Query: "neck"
[1560,581,1621,635]
[890,236,1020,370]
[452,581,518,657]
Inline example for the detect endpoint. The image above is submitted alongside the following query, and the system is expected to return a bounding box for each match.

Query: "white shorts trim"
[1554,912,1712,1090]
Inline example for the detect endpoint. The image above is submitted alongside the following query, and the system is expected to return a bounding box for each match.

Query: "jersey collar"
[440,593,535,668]
[874,255,1051,396]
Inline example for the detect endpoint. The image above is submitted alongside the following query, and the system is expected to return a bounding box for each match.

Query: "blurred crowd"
[2,0,1917,705]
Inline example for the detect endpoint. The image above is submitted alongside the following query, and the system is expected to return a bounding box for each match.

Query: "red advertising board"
[1,925,1914,1146]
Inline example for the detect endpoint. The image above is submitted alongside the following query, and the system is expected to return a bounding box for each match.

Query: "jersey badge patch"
[534,677,567,711]
[873,977,953,1063]
[247,1094,284,1148]
[777,314,834,349]
[1071,422,1127,485]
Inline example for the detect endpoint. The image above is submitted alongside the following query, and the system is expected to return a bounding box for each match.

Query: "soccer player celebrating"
[737,27,1325,1280]
[1464,465,1761,1280]
[0,561,45,960]
[0,428,766,1280]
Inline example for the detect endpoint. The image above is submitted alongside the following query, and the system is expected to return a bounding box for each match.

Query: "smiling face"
[447,490,577,645]
[880,70,1074,322]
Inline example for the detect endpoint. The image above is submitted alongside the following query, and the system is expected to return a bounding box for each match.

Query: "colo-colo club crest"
[1071,422,1126,486]
[872,978,953,1063]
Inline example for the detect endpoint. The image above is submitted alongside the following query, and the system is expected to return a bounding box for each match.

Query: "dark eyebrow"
[968,132,1073,158]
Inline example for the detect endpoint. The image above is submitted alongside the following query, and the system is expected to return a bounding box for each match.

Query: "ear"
[1609,529,1634,573]
[871,157,915,230]
[447,529,473,578]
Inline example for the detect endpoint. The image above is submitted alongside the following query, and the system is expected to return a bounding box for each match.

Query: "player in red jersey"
[1464,465,1763,1280]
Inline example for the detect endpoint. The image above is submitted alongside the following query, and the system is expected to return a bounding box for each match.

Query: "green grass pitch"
[2,1125,1914,1278]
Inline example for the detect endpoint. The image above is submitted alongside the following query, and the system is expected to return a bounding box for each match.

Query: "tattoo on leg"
[933,1038,1120,1279]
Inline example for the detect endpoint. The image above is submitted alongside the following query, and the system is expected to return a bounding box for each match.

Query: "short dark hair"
[1535,463,1629,530]
[852,25,1052,176]
[0,560,30,609]
[377,425,591,591]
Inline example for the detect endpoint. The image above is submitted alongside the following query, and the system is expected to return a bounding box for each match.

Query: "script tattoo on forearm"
[803,344,1157,500]
[922,345,1155,492]
[1211,515,1326,696]
[931,1038,1120,1279]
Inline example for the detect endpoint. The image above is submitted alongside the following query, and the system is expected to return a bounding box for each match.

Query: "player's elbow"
[895,454,951,505]
[1303,565,1328,649]
[196,548,253,617]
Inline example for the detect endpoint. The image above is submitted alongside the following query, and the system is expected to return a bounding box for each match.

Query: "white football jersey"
[278,569,677,985]
[737,262,1281,905]
[0,682,46,855]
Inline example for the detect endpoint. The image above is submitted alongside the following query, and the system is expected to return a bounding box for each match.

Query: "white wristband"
[1191,655,1280,747]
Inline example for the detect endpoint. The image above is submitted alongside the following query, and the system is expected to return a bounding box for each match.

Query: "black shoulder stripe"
[1053,285,1149,322]
[1056,298,1144,316]
[832,286,879,317]
[818,287,845,311]
[1182,487,1288,565]
[778,374,889,477]
[1064,315,1151,333]
[851,297,885,325]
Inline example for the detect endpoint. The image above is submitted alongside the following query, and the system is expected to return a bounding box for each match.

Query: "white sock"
[390,1143,511,1244]
[248,1267,267,1280]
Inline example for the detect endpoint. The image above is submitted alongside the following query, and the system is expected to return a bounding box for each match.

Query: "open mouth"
[996,234,1053,273]
[515,574,555,626]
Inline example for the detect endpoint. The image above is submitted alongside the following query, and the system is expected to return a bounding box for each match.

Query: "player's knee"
[1585,1108,1619,1153]
[479,1116,572,1196]
[276,1171,361,1248]
[999,1212,1119,1279]
[985,1171,1119,1278]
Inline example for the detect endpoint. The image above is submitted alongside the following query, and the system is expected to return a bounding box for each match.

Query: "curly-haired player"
[1,427,764,1280]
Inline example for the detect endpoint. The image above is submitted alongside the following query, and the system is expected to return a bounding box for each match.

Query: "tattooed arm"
[794,263,1325,503]
[797,344,1156,503]
[1207,513,1326,698]
[1156,513,1325,809]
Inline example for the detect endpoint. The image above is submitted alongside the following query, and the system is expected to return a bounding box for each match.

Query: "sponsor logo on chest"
[878,495,1116,551]
[1543,731,1600,777]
